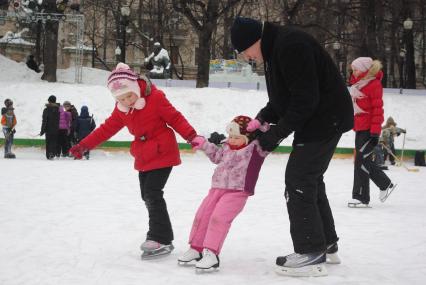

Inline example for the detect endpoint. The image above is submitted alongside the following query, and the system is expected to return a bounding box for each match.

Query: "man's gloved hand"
[208,132,226,145]
[258,125,291,152]
[190,136,206,150]
[69,144,89,159]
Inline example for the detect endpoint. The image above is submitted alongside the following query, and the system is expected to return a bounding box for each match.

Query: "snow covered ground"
[0,148,425,285]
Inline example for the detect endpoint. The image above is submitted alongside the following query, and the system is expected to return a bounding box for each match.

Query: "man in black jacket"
[40,95,60,159]
[231,17,354,277]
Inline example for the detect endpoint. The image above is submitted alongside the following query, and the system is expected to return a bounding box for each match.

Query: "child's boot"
[178,248,202,265]
[195,249,220,272]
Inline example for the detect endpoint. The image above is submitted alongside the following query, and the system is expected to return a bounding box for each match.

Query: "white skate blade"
[275,263,327,277]
[326,253,341,264]
[348,202,371,208]
[178,259,199,266]
[141,246,174,260]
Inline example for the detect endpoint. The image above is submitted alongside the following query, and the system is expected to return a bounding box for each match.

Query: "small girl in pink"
[178,115,269,271]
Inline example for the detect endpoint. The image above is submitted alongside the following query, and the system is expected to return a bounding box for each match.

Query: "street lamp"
[115,46,121,63]
[403,17,416,89]
[119,5,130,63]
[333,41,342,77]
[399,48,406,89]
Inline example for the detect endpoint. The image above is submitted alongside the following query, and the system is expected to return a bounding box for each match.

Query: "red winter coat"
[349,70,384,136]
[80,80,196,171]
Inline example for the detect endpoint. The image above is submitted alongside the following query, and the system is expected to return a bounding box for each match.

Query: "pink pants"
[188,188,249,254]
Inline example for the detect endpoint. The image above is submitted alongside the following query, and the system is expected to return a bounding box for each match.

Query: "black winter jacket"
[75,106,96,141]
[259,22,354,143]
[40,103,59,135]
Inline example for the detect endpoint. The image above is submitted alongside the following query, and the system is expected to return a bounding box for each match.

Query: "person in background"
[40,95,60,160]
[1,98,13,116]
[57,104,72,157]
[63,101,79,146]
[69,63,199,259]
[380,116,406,165]
[178,115,269,272]
[75,105,96,159]
[26,54,41,73]
[348,57,396,208]
[1,106,17,159]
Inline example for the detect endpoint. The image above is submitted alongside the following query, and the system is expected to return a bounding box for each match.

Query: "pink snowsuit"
[188,139,269,254]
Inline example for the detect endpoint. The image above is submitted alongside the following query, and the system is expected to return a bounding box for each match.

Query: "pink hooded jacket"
[200,140,269,195]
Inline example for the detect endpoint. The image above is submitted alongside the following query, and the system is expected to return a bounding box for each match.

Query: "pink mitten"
[247,119,261,132]
[191,136,206,150]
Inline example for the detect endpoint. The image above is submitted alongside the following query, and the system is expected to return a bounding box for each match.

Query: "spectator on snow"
[230,17,354,276]
[178,115,270,271]
[1,106,17,159]
[69,62,199,259]
[40,95,60,160]
[1,98,13,116]
[75,105,96,159]
[63,100,79,146]
[57,105,72,157]
[348,57,396,208]
[380,116,406,165]
[26,55,40,73]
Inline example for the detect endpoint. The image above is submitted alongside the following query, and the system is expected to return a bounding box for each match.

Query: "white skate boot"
[379,183,397,202]
[178,248,202,265]
[326,242,341,264]
[275,252,327,277]
[195,249,220,272]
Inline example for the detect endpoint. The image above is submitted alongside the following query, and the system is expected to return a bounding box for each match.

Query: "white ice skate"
[379,183,397,203]
[195,249,220,273]
[347,199,371,208]
[326,243,341,264]
[275,252,327,277]
[178,248,202,265]
[140,240,174,260]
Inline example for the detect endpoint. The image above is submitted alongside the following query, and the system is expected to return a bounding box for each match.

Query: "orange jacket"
[1,114,17,129]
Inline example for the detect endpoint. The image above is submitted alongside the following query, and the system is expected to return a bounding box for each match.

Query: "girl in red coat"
[70,63,199,258]
[348,57,396,208]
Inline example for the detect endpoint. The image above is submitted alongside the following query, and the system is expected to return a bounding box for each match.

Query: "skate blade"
[195,265,219,274]
[275,263,327,277]
[326,253,341,264]
[141,247,174,260]
[348,203,371,208]
[177,259,199,267]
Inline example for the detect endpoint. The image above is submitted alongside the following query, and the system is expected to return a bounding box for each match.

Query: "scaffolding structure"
[0,10,85,83]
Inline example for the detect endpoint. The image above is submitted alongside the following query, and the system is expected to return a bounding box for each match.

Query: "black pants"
[352,131,391,203]
[45,132,58,159]
[285,134,341,254]
[139,167,173,245]
[57,129,70,156]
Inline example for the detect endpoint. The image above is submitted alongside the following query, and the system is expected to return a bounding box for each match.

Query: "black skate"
[275,252,327,277]
[4,153,16,159]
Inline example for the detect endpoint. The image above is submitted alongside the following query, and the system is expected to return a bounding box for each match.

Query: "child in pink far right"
[178,115,269,272]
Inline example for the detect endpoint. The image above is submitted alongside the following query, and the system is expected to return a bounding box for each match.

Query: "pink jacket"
[201,140,269,195]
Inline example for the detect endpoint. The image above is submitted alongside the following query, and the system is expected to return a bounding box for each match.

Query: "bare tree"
[172,0,241,88]
[41,0,60,82]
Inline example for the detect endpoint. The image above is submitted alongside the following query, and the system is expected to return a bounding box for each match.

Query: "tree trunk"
[41,20,59,82]
[196,29,213,88]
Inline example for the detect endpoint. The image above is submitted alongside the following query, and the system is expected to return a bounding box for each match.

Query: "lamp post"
[333,41,342,77]
[403,17,416,89]
[119,5,130,63]
[115,46,121,63]
[399,48,406,89]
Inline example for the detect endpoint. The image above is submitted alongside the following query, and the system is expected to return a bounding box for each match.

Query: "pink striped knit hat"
[107,62,141,99]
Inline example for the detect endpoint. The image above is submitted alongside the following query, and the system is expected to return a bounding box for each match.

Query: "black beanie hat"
[231,17,263,53]
[48,95,56,103]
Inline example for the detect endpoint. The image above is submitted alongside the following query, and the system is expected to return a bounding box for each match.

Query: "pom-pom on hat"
[226,115,253,144]
[351,57,373,72]
[231,17,263,53]
[107,62,141,99]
